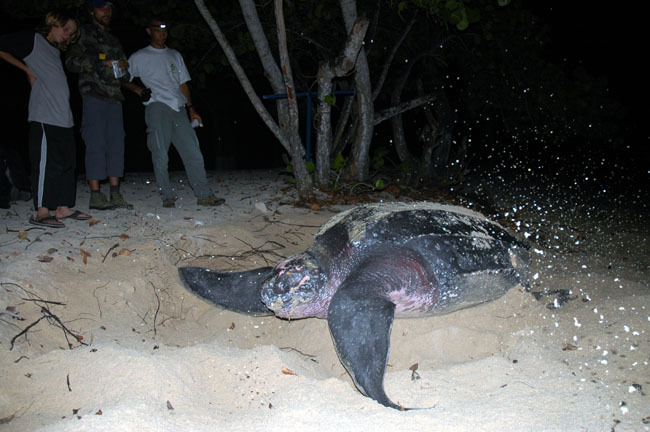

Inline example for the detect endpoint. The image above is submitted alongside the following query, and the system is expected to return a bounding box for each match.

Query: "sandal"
[29,216,65,229]
[60,210,92,221]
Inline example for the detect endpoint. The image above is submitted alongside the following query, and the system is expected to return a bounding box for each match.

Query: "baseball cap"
[88,0,113,7]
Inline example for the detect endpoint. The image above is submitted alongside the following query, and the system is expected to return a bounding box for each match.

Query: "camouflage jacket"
[65,23,129,103]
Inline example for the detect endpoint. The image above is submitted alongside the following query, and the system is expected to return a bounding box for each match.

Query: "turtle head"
[261,253,328,319]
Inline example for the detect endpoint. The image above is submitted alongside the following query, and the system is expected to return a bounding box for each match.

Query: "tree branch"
[372,10,418,101]
[374,93,437,126]
[239,0,284,93]
[193,0,290,152]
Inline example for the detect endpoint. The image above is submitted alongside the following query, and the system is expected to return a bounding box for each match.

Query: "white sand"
[1,169,648,431]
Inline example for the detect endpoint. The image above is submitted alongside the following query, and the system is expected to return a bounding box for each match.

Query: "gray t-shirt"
[0,31,74,127]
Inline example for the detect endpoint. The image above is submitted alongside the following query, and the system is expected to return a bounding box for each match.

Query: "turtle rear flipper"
[179,266,274,316]
[327,288,405,410]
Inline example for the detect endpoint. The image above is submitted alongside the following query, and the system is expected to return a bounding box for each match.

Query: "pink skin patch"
[373,256,439,316]
[289,275,311,293]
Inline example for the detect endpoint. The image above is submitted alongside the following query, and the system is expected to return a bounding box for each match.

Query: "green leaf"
[497,0,511,6]
[449,8,464,24]
[445,0,461,11]
[332,153,345,172]
[305,161,315,173]
[399,159,412,173]
[397,1,409,17]
[374,178,385,189]
[452,7,469,30]
[313,3,322,18]
[371,146,390,170]
[323,94,337,106]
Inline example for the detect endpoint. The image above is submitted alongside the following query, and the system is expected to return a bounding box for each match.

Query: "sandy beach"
[1,168,648,431]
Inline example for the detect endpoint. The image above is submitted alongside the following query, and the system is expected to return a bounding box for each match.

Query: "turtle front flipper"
[179,267,274,316]
[327,288,404,410]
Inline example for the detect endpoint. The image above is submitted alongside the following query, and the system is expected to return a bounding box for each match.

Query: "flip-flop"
[29,216,65,229]
[60,210,92,221]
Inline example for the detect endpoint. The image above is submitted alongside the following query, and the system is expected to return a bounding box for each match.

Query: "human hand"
[26,69,36,86]
[189,109,202,125]
[102,59,127,69]
[140,87,152,102]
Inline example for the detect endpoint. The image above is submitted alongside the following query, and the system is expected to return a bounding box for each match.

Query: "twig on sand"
[93,282,110,319]
[151,282,161,335]
[10,316,45,350]
[20,298,65,306]
[273,220,322,229]
[102,243,120,263]
[40,306,88,349]
[233,238,286,265]
[0,402,33,425]
[2,282,46,302]
[280,346,317,360]
[164,242,196,265]
[189,239,286,267]
[24,231,53,249]
[6,282,88,350]
[6,227,43,233]
[10,305,87,350]
[278,227,307,245]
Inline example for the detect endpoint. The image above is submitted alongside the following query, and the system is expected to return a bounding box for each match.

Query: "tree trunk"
[238,0,291,133]
[416,78,439,182]
[314,18,369,188]
[340,0,374,182]
[331,91,354,156]
[314,75,334,188]
[274,0,313,199]
[429,78,456,169]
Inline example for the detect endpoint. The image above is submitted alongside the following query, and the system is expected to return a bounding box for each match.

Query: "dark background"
[1,3,647,192]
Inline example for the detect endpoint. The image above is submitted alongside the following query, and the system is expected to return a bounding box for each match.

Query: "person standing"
[0,10,92,228]
[123,19,224,208]
[65,0,131,210]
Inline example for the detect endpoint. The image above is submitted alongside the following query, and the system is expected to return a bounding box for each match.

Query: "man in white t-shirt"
[124,19,224,208]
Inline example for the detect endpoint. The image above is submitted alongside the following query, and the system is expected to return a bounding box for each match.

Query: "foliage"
[331,153,346,172]
[371,146,391,171]
[285,160,315,175]
[323,94,337,106]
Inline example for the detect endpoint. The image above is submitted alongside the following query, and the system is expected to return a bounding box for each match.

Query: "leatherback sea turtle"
[179,202,530,409]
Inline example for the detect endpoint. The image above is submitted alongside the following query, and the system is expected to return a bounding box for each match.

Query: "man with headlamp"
[124,19,224,208]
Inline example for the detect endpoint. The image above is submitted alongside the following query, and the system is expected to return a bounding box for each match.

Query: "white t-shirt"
[128,45,191,111]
